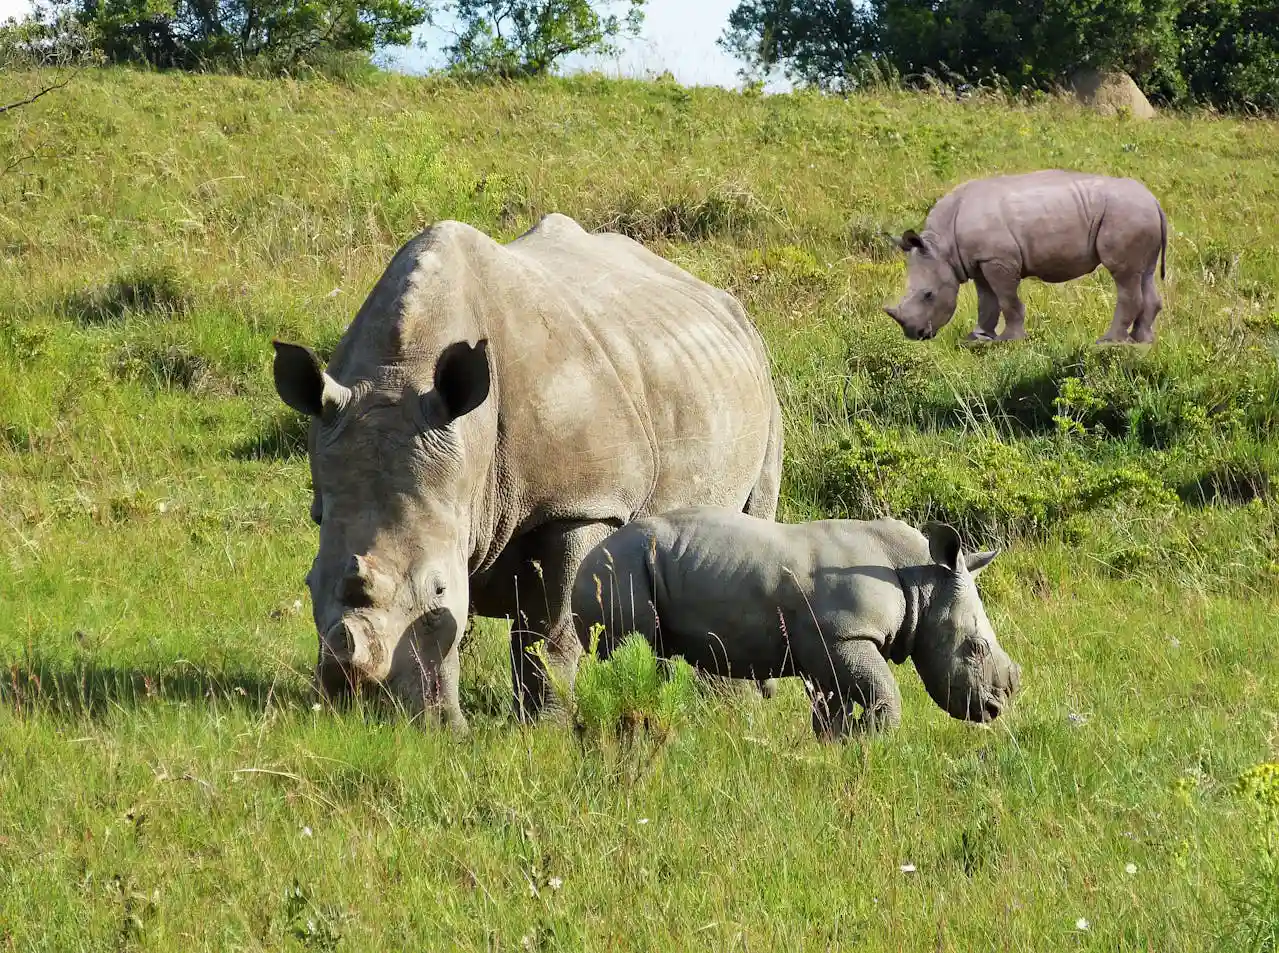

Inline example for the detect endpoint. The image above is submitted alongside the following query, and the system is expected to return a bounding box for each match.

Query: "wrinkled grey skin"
[271,214,783,731]
[571,507,1021,738]
[885,170,1168,344]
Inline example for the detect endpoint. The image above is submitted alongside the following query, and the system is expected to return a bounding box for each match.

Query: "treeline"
[720,0,1279,112]
[5,0,1279,113]
[0,0,644,77]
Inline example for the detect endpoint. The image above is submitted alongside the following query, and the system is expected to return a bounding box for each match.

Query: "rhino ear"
[964,549,999,578]
[897,230,926,254]
[273,340,351,419]
[273,341,325,417]
[433,338,491,423]
[922,521,964,573]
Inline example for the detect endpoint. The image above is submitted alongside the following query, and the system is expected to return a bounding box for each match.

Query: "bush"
[817,420,1180,546]
[570,632,697,747]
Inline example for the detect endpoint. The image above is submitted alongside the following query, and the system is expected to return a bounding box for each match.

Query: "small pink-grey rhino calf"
[884,170,1168,344]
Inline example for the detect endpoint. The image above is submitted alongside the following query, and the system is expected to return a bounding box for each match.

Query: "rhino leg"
[1098,270,1144,344]
[510,520,618,722]
[1130,270,1162,344]
[805,638,902,740]
[979,264,1027,341]
[966,273,1002,342]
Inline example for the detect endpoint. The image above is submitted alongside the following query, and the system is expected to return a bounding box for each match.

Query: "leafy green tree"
[721,0,1190,100]
[1176,0,1279,111]
[7,0,427,72]
[434,0,645,78]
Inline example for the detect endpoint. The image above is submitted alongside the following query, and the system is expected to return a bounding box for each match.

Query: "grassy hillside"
[1,67,1278,950]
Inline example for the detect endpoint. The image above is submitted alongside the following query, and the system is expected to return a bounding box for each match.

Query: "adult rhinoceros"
[271,213,783,730]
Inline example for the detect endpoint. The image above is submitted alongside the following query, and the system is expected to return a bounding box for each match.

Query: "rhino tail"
[744,395,784,521]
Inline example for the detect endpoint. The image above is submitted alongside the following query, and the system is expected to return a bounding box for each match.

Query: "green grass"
[2,67,1279,950]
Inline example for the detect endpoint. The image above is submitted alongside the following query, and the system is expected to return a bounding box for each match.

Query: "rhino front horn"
[342,553,391,606]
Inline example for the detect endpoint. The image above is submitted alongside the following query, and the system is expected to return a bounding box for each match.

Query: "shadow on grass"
[1,652,522,727]
[230,412,310,461]
[62,264,192,326]
[1,657,313,720]
[1177,460,1272,507]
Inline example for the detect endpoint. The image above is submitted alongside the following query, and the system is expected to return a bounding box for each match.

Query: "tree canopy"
[5,0,427,72]
[720,0,1279,111]
[433,0,645,78]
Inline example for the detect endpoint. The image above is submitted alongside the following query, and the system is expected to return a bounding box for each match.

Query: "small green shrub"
[1221,764,1279,952]
[112,342,233,396]
[571,633,698,746]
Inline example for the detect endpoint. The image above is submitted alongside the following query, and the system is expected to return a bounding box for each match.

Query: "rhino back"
[946,171,1152,281]
[497,216,778,518]
[637,509,914,660]
[328,215,778,561]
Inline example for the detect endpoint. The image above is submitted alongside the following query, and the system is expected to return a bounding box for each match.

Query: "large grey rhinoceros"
[884,170,1168,344]
[270,213,783,730]
[570,507,1021,737]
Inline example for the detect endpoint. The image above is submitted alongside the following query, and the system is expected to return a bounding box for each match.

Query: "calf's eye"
[924,290,935,301]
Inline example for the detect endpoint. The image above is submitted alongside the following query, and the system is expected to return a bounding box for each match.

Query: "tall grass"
[0,67,1277,950]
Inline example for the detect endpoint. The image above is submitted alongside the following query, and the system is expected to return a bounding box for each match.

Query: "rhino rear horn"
[921,521,964,572]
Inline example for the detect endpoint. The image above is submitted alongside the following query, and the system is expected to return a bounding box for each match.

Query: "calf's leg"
[1098,270,1144,344]
[1129,269,1163,344]
[967,273,1002,341]
[805,638,902,740]
[978,263,1027,341]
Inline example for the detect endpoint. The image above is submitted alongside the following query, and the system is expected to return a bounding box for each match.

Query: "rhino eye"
[923,290,935,301]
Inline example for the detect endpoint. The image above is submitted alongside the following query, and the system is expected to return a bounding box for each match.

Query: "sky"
[0,0,776,91]
[380,0,763,89]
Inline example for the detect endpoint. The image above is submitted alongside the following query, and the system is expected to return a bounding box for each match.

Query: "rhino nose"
[982,697,1003,722]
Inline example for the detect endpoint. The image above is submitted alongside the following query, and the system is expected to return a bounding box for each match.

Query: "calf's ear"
[433,338,491,423]
[963,549,999,578]
[921,521,964,572]
[273,341,325,417]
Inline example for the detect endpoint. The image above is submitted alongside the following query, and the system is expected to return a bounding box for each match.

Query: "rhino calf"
[570,507,1021,738]
[885,170,1168,344]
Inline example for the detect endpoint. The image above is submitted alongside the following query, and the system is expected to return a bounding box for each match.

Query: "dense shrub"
[817,419,1180,546]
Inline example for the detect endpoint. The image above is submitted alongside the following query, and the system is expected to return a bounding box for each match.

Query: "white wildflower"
[301,826,313,838]
[900,863,916,873]
[548,877,563,891]
[1125,862,1138,875]
[1076,917,1090,931]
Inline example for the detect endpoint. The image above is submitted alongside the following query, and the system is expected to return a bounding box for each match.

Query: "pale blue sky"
[380,0,772,90]
[0,0,774,90]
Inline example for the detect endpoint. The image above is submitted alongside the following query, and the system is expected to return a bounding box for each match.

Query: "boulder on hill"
[1070,69,1156,120]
